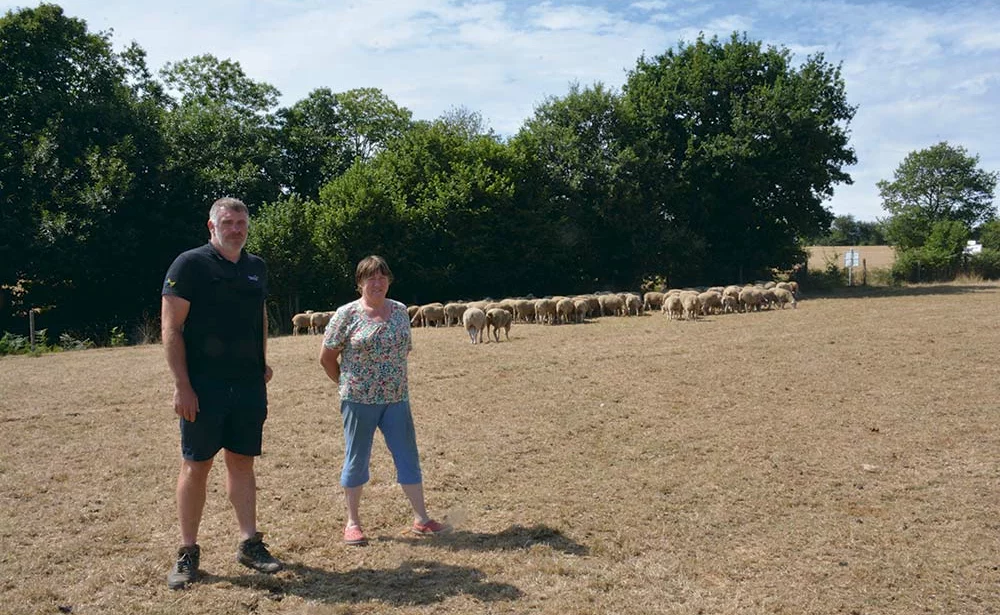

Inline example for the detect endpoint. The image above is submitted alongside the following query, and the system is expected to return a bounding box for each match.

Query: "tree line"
[2,3,866,339]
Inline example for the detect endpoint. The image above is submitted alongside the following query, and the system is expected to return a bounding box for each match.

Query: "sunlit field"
[2,283,998,615]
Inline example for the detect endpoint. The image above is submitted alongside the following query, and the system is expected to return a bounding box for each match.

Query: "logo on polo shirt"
[248,275,259,282]
[166,278,176,287]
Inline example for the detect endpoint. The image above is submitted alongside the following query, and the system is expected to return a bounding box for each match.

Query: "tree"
[812,214,886,245]
[160,54,284,210]
[277,88,350,199]
[335,87,413,162]
[622,33,857,284]
[879,142,998,250]
[0,4,172,336]
[511,82,652,290]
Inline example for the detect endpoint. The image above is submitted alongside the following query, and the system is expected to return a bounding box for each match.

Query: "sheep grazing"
[513,299,536,323]
[623,293,643,316]
[698,290,722,316]
[772,287,797,309]
[443,302,468,327]
[598,293,624,317]
[738,286,764,312]
[462,307,487,344]
[411,302,445,327]
[662,294,684,320]
[572,298,591,323]
[309,310,332,334]
[291,310,314,335]
[534,298,557,325]
[556,298,576,324]
[486,308,513,342]
[721,294,739,314]
[643,291,665,312]
[680,291,701,320]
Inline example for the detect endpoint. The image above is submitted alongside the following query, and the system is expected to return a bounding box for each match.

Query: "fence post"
[29,309,35,352]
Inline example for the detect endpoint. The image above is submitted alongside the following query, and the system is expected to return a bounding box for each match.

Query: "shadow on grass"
[217,559,522,606]
[394,523,589,555]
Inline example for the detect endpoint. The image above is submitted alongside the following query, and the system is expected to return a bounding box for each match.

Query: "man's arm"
[162,294,199,422]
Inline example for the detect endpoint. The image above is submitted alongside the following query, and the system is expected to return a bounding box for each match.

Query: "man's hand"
[173,382,199,422]
[264,364,273,384]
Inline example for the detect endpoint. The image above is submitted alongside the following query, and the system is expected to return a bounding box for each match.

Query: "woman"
[319,255,450,546]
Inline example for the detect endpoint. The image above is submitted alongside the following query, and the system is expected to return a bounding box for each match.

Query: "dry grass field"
[2,283,999,615]
[806,245,897,272]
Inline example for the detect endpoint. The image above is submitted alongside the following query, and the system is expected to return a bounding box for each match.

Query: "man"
[161,197,282,590]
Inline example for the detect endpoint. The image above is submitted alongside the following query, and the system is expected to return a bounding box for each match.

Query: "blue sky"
[5,0,999,222]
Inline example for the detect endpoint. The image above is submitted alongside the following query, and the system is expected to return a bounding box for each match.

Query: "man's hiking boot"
[237,532,282,573]
[167,544,200,589]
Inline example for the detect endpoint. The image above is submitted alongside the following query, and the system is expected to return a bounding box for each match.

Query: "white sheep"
[443,302,468,327]
[643,291,665,312]
[772,287,797,309]
[534,298,557,325]
[411,302,445,327]
[462,307,487,344]
[309,310,332,334]
[662,294,684,320]
[291,310,314,335]
[697,291,722,316]
[680,291,701,320]
[486,308,512,342]
[556,298,576,324]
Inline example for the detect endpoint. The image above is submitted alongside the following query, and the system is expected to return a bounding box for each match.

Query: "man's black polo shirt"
[163,243,268,382]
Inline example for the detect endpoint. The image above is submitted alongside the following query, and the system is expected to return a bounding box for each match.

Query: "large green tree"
[0,4,171,336]
[511,83,652,291]
[622,33,857,284]
[160,54,284,213]
[879,142,998,250]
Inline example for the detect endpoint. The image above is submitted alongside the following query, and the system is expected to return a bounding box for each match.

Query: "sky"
[4,0,999,222]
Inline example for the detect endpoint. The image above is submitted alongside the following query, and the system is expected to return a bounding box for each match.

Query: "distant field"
[2,283,998,615]
[806,245,896,270]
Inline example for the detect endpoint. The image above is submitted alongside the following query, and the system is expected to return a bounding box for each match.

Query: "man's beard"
[218,235,247,253]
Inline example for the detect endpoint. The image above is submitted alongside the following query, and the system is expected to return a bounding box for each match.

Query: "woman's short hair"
[356,255,393,287]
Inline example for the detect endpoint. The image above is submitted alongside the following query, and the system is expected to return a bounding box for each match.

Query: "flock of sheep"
[290,281,799,344]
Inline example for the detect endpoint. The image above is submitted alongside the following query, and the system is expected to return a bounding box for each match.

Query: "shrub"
[969,249,1000,280]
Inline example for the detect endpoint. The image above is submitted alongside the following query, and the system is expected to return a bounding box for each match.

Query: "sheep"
[462,307,487,344]
[513,299,536,323]
[721,294,739,314]
[572,298,591,323]
[556,298,576,324]
[623,293,643,316]
[534,298,557,325]
[411,302,445,327]
[309,310,332,334]
[486,308,512,342]
[680,291,701,320]
[698,291,722,316]
[407,305,420,325]
[662,294,684,320]
[643,291,665,312]
[738,287,764,312]
[598,293,624,316]
[772,287,797,309]
[291,310,314,335]
[580,295,602,318]
[443,302,467,327]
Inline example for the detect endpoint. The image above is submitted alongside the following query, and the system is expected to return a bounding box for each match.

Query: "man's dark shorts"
[180,378,268,461]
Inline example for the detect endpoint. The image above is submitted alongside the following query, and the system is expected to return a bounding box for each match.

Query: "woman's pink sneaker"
[343,525,368,546]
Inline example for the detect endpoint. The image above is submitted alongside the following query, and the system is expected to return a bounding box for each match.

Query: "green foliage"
[621,33,856,284]
[969,249,1000,279]
[890,221,969,282]
[880,142,998,249]
[811,214,886,245]
[977,218,1000,251]
[108,326,127,347]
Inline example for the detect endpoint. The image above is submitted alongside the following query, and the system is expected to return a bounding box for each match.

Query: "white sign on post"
[844,249,860,267]
[963,241,982,255]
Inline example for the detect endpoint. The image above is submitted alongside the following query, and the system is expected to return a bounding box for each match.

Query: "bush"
[969,249,1000,279]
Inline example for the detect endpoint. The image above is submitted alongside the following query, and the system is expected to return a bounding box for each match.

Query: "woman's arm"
[319,344,342,383]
